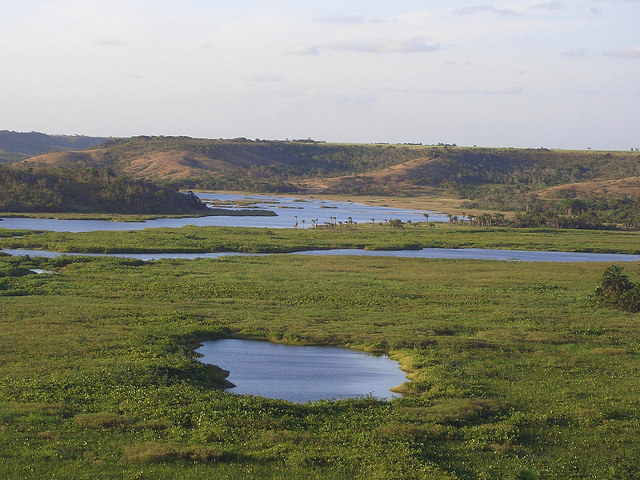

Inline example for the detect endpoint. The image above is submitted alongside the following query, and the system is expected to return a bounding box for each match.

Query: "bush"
[123,443,222,463]
[515,469,539,480]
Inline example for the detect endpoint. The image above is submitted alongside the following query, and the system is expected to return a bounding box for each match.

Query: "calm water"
[0,193,441,232]
[195,339,406,403]
[4,247,640,262]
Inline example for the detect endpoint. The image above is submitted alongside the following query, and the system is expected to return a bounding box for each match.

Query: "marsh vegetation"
[3,223,640,254]
[1,244,639,479]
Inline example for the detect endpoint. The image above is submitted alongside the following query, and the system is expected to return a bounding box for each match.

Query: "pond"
[195,339,406,403]
[3,247,640,263]
[0,193,441,232]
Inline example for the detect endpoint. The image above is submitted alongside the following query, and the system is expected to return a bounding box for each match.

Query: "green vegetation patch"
[3,223,640,254]
[1,252,639,478]
[0,166,208,214]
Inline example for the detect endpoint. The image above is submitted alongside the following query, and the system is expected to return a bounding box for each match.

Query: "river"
[0,193,442,232]
[3,247,639,262]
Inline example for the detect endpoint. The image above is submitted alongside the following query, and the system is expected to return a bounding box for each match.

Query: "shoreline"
[194,189,506,217]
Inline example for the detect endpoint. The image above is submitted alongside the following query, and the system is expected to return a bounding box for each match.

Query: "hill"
[20,137,640,205]
[21,136,426,191]
[538,176,640,199]
[0,166,208,214]
[0,130,108,164]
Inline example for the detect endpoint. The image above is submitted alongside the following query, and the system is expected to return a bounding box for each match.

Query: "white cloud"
[481,86,523,95]
[334,93,378,105]
[313,15,366,25]
[243,75,284,83]
[453,5,519,16]
[325,37,441,54]
[381,86,522,96]
[530,1,567,10]
[562,47,586,57]
[285,45,319,55]
[606,46,640,59]
[95,39,128,47]
[285,37,441,56]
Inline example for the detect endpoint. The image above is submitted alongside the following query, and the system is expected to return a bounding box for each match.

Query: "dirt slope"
[538,176,640,199]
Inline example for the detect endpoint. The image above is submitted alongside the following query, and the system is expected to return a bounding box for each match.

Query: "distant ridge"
[7,134,640,210]
[0,130,109,163]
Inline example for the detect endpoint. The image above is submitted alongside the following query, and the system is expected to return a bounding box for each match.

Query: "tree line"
[0,166,208,214]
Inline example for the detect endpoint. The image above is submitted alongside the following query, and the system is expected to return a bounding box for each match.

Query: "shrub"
[515,469,540,480]
[123,443,223,463]
[74,413,132,429]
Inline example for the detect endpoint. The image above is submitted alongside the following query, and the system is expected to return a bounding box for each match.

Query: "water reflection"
[0,193,441,232]
[196,339,406,403]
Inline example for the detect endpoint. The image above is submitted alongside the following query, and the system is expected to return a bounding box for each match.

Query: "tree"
[596,265,631,297]
[595,265,640,312]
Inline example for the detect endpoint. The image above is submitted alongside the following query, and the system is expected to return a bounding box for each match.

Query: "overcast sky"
[1,0,638,149]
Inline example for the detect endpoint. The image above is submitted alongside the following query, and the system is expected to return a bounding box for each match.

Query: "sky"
[1,0,639,150]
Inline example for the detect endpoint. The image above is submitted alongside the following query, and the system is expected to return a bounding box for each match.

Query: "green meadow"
[1,231,640,479]
[2,223,640,254]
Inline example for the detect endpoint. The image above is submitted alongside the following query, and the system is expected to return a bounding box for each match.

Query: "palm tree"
[597,265,632,297]
[423,213,429,225]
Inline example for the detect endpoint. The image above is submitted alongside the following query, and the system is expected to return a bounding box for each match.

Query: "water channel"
[195,339,406,403]
[3,247,639,262]
[3,193,637,403]
[0,193,442,232]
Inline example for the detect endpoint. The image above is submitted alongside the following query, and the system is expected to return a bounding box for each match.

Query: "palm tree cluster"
[594,265,640,312]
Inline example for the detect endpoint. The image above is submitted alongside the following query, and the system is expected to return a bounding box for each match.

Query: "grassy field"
[2,223,640,254]
[1,248,639,479]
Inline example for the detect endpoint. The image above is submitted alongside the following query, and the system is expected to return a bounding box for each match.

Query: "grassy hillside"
[0,130,108,164]
[20,137,640,203]
[22,137,423,192]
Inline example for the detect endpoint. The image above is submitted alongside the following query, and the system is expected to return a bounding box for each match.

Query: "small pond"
[195,339,407,403]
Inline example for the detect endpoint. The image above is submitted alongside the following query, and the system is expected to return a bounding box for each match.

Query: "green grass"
[1,251,640,479]
[2,223,640,254]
